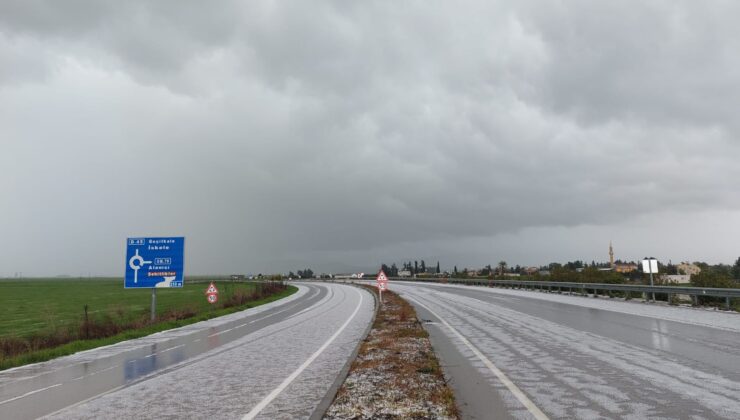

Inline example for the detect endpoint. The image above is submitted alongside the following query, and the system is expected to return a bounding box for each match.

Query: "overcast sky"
[2,1,740,277]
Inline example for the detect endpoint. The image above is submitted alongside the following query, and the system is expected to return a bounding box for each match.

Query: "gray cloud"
[2,1,739,276]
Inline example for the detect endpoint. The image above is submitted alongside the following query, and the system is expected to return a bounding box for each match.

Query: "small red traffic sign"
[377,270,388,282]
[205,282,219,304]
[377,270,388,290]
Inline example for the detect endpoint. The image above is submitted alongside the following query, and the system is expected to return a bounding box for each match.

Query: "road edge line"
[405,295,549,420]
[242,287,365,420]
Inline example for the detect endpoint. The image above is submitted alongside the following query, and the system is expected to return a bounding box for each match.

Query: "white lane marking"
[88,365,116,376]
[284,286,335,322]
[208,327,234,338]
[405,295,550,420]
[242,288,364,420]
[287,305,313,319]
[0,383,62,405]
[158,344,185,354]
[248,306,293,324]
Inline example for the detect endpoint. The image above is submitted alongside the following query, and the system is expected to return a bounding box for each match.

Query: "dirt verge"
[324,286,459,419]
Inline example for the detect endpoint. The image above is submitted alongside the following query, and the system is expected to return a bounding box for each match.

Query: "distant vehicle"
[334,273,365,279]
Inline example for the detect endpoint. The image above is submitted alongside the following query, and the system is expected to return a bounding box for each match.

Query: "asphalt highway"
[0,282,374,420]
[393,282,740,420]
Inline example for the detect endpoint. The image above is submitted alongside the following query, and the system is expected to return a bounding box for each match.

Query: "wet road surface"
[394,282,740,420]
[0,282,374,419]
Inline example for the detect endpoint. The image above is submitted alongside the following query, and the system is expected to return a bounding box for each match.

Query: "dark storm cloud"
[2,1,739,276]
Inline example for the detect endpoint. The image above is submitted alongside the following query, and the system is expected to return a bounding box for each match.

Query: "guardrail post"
[726,297,731,310]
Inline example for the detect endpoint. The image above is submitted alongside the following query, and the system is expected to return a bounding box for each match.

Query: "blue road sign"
[125,237,185,288]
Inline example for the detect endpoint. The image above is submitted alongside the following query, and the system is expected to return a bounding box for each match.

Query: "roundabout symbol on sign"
[128,249,152,284]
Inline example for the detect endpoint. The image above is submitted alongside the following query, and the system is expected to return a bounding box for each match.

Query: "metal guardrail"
[383,277,740,309]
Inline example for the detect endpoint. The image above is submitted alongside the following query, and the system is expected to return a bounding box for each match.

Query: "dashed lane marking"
[0,383,62,406]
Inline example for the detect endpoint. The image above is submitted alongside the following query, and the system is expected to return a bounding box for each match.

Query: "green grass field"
[0,278,280,338]
[0,278,297,370]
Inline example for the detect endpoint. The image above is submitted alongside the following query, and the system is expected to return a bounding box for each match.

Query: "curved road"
[394,282,740,420]
[0,282,374,420]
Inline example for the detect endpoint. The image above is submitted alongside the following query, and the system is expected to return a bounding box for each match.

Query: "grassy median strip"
[324,286,459,419]
[0,281,297,371]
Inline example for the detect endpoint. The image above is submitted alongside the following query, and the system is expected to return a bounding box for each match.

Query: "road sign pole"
[649,271,654,302]
[151,288,157,321]
[379,288,383,304]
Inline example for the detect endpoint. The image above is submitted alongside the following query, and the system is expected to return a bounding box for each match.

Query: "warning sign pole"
[376,269,389,305]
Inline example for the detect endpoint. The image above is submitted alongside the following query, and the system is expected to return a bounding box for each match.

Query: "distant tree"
[420,260,426,273]
[692,267,737,305]
[498,261,507,276]
[454,265,458,274]
[436,261,440,274]
[381,264,390,276]
[288,271,295,278]
[733,257,740,280]
[691,268,734,288]
[414,261,418,274]
[663,262,678,275]
[548,262,562,270]
[565,260,584,270]
[390,263,398,277]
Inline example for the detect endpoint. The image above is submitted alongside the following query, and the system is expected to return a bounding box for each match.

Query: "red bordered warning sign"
[376,270,388,290]
[205,282,219,304]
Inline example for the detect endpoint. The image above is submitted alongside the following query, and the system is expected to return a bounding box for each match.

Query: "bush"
[691,269,738,306]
